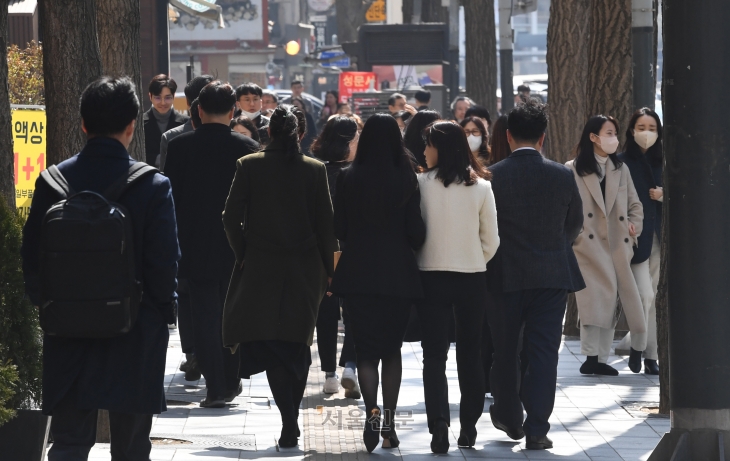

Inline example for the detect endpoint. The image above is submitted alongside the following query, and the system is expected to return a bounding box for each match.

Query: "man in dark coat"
[233,82,270,145]
[165,81,259,408]
[486,100,585,450]
[143,74,188,166]
[21,77,179,459]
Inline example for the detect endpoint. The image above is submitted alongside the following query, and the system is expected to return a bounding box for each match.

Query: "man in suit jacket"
[21,77,179,459]
[165,81,259,408]
[486,100,585,450]
[143,74,188,166]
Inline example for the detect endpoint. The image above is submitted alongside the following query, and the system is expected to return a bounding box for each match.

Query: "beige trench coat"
[566,160,646,333]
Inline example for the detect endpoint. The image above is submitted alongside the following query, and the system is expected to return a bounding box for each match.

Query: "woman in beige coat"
[566,115,646,376]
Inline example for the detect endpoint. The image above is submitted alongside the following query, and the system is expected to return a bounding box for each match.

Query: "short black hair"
[517,84,531,93]
[291,80,303,87]
[197,81,236,116]
[464,105,492,126]
[262,90,278,102]
[388,93,406,107]
[184,75,214,105]
[80,76,139,136]
[189,99,202,129]
[148,74,177,96]
[507,99,548,143]
[235,83,263,99]
[415,90,431,104]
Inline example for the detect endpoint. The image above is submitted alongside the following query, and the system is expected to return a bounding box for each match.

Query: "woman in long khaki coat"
[222,106,339,448]
[566,115,646,376]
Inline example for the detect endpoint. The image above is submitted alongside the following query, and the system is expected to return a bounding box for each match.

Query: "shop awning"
[169,0,225,29]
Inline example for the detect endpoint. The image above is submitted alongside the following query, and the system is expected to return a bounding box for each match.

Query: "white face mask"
[599,136,619,155]
[240,109,260,120]
[467,134,482,152]
[634,130,658,150]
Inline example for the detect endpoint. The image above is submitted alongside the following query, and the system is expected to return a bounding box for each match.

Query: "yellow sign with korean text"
[366,0,386,22]
[12,108,46,217]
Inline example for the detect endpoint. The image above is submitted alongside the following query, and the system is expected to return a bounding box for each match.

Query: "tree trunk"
[39,0,103,166]
[464,0,498,116]
[0,4,15,209]
[335,0,376,44]
[586,0,633,140]
[545,0,590,164]
[95,0,145,161]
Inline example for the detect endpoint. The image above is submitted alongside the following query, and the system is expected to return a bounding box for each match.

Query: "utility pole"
[498,0,514,113]
[648,1,730,459]
[445,0,460,102]
[632,0,655,110]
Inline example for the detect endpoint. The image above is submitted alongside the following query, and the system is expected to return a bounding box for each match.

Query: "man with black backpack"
[21,77,180,460]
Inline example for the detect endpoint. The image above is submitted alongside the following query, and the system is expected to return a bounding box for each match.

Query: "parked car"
[274,90,324,116]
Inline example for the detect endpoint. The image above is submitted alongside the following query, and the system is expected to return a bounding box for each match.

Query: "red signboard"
[339,72,378,104]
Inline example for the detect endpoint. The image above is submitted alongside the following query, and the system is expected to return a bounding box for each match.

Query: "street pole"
[446,0,460,102]
[498,0,514,113]
[632,0,655,110]
[648,1,730,459]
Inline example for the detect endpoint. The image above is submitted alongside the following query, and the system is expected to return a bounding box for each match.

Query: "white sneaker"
[341,368,361,399]
[485,392,494,400]
[323,374,340,394]
[168,323,177,330]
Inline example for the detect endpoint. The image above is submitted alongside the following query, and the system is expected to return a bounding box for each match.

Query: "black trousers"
[487,288,567,437]
[339,300,357,366]
[417,271,487,433]
[48,391,153,461]
[188,278,240,399]
[316,294,340,373]
[177,278,195,354]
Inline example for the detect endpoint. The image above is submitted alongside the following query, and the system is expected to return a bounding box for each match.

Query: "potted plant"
[0,196,46,460]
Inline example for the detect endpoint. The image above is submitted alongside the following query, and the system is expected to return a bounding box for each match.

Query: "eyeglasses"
[153,95,174,103]
[463,130,482,137]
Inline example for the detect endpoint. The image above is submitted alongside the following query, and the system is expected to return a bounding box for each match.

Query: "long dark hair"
[489,115,511,165]
[460,116,489,164]
[310,116,358,162]
[403,110,441,168]
[574,115,623,177]
[230,115,261,142]
[268,105,300,157]
[423,121,491,187]
[345,114,418,219]
[624,107,663,165]
[290,96,308,114]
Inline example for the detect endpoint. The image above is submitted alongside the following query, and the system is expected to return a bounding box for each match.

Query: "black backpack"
[38,162,158,338]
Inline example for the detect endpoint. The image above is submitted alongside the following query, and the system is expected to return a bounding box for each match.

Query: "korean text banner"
[13,108,46,216]
[339,72,378,104]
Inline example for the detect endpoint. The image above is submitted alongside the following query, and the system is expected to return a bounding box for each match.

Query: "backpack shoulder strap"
[40,165,74,199]
[103,162,160,202]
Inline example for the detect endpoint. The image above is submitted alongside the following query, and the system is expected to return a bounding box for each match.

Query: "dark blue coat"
[617,151,663,264]
[21,137,180,415]
[486,149,586,293]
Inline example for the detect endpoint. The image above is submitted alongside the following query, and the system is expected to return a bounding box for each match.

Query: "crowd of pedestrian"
[20,73,663,460]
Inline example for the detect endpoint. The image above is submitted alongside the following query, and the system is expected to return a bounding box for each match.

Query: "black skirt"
[345,295,412,362]
[238,340,312,380]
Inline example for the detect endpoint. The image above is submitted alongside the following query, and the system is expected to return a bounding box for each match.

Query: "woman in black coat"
[616,107,664,375]
[310,116,361,398]
[331,114,426,452]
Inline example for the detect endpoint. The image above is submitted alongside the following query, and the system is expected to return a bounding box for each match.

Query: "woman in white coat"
[566,115,646,376]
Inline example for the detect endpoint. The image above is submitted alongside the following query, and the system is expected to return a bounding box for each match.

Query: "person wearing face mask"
[235,83,271,145]
[615,108,663,375]
[460,116,490,166]
[566,115,646,376]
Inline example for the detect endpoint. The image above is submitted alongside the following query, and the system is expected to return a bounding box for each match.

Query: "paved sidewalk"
[52,329,665,460]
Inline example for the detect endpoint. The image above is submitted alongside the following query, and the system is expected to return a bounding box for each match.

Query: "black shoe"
[199,397,225,408]
[179,357,190,373]
[279,424,298,448]
[457,426,477,448]
[594,363,619,376]
[363,407,381,453]
[224,381,243,403]
[184,356,201,381]
[580,356,598,374]
[430,419,450,454]
[381,428,400,449]
[644,359,659,375]
[489,404,524,440]
[526,435,553,450]
[629,348,643,373]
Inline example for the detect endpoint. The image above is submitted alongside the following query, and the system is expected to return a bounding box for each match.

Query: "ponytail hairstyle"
[268,104,300,158]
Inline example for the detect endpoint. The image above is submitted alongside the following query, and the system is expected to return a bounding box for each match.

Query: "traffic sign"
[320,51,351,68]
[366,0,386,22]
